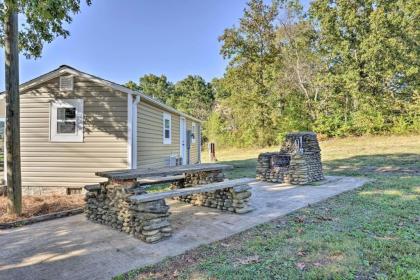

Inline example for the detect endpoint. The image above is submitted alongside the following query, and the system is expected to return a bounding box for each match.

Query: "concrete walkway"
[0,176,367,280]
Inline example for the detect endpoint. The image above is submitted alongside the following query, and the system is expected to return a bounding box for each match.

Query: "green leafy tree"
[173,75,215,120]
[125,80,140,91]
[139,74,175,104]
[126,74,175,104]
[0,0,91,214]
[218,0,282,147]
[309,0,420,135]
[275,2,325,124]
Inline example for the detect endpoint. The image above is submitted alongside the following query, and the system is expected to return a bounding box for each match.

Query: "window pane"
[57,108,76,121]
[165,129,170,139]
[57,122,76,134]
[164,119,170,129]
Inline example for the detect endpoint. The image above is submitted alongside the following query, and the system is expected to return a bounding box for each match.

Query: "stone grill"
[256,132,324,184]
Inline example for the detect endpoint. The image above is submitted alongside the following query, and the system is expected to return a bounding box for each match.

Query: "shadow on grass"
[218,153,420,179]
[323,153,420,177]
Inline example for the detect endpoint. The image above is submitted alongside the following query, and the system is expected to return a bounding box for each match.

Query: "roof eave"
[1,65,203,123]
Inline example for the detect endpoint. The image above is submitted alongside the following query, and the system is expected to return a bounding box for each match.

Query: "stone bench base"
[85,182,172,243]
[85,174,255,243]
[175,185,254,214]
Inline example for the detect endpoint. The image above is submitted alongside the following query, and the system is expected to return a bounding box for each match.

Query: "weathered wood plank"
[130,178,255,202]
[96,163,233,180]
[137,175,185,186]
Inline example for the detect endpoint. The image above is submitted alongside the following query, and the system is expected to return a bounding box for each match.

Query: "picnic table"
[95,163,234,187]
[87,163,255,243]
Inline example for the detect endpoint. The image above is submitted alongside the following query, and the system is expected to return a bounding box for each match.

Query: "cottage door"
[179,117,187,165]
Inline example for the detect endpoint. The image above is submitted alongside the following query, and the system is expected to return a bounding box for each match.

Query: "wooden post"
[4,7,22,215]
[208,142,217,162]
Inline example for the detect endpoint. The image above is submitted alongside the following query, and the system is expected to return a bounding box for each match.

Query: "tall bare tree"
[0,0,91,214]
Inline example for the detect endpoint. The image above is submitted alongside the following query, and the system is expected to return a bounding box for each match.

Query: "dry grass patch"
[0,194,84,223]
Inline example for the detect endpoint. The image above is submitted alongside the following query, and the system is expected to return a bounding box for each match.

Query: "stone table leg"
[130,199,172,243]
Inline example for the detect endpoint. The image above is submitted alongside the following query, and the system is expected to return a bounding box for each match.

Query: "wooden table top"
[95,163,233,180]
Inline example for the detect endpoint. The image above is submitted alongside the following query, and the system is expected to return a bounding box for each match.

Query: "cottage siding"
[136,101,200,168]
[20,76,128,187]
[137,101,180,168]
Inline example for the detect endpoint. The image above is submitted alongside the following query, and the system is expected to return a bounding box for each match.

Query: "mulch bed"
[0,194,85,224]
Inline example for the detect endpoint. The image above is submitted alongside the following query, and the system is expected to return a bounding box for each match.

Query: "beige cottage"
[0,65,202,195]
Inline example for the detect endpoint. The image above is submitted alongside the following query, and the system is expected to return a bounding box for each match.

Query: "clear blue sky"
[0,0,309,90]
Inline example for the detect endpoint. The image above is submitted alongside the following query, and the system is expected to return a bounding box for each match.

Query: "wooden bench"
[128,178,255,242]
[130,178,255,204]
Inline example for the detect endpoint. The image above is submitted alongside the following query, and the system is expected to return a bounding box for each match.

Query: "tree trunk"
[4,9,22,215]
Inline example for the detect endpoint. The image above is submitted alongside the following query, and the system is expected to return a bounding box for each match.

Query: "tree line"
[0,0,417,214]
[127,0,419,147]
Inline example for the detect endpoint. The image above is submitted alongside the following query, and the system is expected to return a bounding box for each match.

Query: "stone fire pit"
[256,132,324,184]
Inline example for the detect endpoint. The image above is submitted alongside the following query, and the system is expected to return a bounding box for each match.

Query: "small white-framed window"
[163,112,171,144]
[191,122,196,144]
[59,76,74,91]
[50,99,84,142]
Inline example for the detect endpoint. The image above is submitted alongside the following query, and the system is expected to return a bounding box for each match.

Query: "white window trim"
[50,99,84,142]
[191,122,196,144]
[163,112,172,145]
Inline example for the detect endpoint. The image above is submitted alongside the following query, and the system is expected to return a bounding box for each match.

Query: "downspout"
[198,124,201,163]
[131,95,141,169]
[127,94,133,169]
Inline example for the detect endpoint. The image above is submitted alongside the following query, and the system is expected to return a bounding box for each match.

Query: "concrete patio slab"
[0,176,368,280]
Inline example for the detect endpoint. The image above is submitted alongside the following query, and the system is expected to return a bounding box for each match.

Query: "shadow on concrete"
[0,175,368,280]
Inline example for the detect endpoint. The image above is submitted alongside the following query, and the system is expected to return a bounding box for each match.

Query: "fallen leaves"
[315,214,334,221]
[294,215,306,223]
[235,255,260,266]
[296,262,306,270]
[297,250,306,257]
[0,194,84,223]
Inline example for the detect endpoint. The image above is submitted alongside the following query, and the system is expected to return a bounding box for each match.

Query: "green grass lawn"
[118,135,420,280]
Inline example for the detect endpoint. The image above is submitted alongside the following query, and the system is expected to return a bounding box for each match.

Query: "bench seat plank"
[96,163,233,180]
[130,178,255,203]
